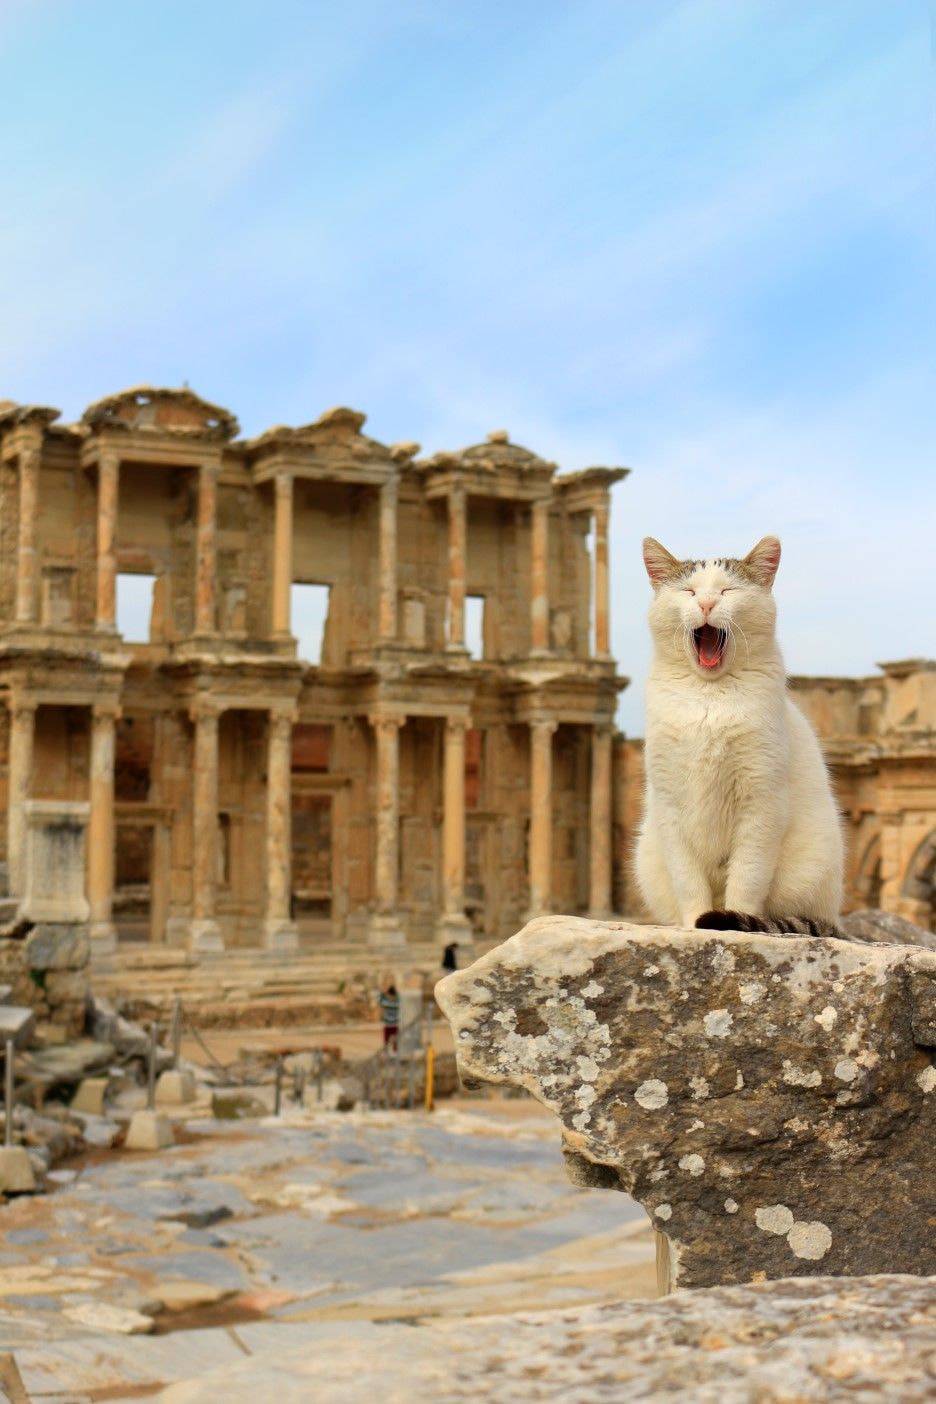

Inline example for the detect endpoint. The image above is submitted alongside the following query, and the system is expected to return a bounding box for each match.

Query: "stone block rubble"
[437,914,936,1289]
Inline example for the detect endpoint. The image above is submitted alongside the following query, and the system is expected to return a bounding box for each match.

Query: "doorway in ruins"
[113,716,169,942]
[292,794,333,934]
[114,823,152,942]
[291,724,334,938]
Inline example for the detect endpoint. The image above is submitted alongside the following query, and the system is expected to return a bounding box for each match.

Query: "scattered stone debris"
[211,1089,270,1121]
[437,916,936,1289]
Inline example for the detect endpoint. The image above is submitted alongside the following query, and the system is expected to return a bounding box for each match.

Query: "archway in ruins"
[855,832,883,910]
[902,829,936,931]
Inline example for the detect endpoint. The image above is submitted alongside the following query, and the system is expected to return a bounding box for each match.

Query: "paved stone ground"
[0,1097,654,1400]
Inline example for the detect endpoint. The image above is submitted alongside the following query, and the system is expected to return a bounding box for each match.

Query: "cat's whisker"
[729,618,752,662]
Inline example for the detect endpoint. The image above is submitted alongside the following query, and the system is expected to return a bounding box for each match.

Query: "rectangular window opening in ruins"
[116,573,157,643]
[465,594,485,660]
[585,519,596,655]
[292,583,331,665]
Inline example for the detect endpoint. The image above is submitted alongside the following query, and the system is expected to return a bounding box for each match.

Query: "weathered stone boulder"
[24,923,90,970]
[436,917,936,1289]
[841,907,936,951]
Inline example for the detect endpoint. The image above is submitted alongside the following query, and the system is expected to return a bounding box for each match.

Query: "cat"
[634,534,844,938]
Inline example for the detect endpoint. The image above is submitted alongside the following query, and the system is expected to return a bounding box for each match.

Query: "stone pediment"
[0,400,61,431]
[243,406,407,483]
[245,406,395,459]
[81,386,239,441]
[421,429,557,478]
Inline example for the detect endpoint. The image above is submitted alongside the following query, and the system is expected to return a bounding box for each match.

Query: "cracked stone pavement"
[0,1097,653,1401]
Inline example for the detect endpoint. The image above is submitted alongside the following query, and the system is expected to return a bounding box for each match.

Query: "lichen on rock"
[436,916,936,1289]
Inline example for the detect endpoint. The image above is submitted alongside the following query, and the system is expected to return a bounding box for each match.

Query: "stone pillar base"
[0,1146,36,1194]
[367,913,407,949]
[189,919,224,954]
[164,915,189,948]
[89,921,117,962]
[263,918,299,953]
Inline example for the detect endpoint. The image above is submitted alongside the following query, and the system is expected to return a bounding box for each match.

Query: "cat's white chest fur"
[634,536,843,930]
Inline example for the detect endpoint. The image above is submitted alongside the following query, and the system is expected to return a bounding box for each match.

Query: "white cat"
[634,535,844,936]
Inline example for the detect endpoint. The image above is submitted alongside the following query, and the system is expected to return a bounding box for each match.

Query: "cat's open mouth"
[693,624,727,670]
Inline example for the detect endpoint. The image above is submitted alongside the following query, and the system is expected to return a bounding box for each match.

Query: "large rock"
[24,923,90,970]
[436,917,936,1289]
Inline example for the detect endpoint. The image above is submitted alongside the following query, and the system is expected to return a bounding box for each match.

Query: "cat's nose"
[698,597,718,618]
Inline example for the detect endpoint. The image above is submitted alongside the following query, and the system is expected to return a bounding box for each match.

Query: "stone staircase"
[90,938,501,1029]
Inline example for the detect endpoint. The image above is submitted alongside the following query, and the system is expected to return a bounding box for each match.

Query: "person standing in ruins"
[378,982,399,1050]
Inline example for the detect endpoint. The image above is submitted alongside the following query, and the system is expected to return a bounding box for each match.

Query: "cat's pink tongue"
[698,625,722,668]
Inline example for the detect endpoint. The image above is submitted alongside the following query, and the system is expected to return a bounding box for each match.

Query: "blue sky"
[1,0,933,731]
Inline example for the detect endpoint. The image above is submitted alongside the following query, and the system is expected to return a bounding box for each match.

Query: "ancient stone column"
[271,471,294,638]
[589,724,613,916]
[447,482,466,649]
[195,461,218,636]
[438,717,472,946]
[87,704,118,955]
[265,709,298,951]
[14,446,40,625]
[530,497,550,654]
[368,714,405,946]
[189,703,223,951]
[594,494,611,657]
[527,719,557,918]
[95,452,119,631]
[378,476,398,642]
[6,700,35,898]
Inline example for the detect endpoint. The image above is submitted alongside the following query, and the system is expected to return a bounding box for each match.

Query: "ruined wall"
[613,736,645,917]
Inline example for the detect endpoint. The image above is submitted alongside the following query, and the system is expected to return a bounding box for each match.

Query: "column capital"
[189,698,223,725]
[269,705,298,730]
[91,701,122,724]
[368,711,406,732]
[444,715,470,736]
[274,468,293,494]
[8,696,37,721]
[530,717,558,736]
[98,448,120,473]
[18,442,42,472]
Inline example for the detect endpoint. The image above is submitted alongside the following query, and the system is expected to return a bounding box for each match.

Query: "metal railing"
[162,993,437,1115]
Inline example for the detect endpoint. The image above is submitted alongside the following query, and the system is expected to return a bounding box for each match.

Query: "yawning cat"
[634,535,844,937]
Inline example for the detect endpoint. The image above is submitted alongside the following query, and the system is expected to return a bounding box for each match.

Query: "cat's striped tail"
[695,910,842,939]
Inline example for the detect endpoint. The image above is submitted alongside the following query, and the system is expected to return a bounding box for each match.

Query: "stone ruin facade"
[2,384,931,965]
[0,387,625,958]
[615,659,936,931]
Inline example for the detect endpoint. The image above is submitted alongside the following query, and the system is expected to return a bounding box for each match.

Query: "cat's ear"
[642,537,681,587]
[743,535,781,588]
